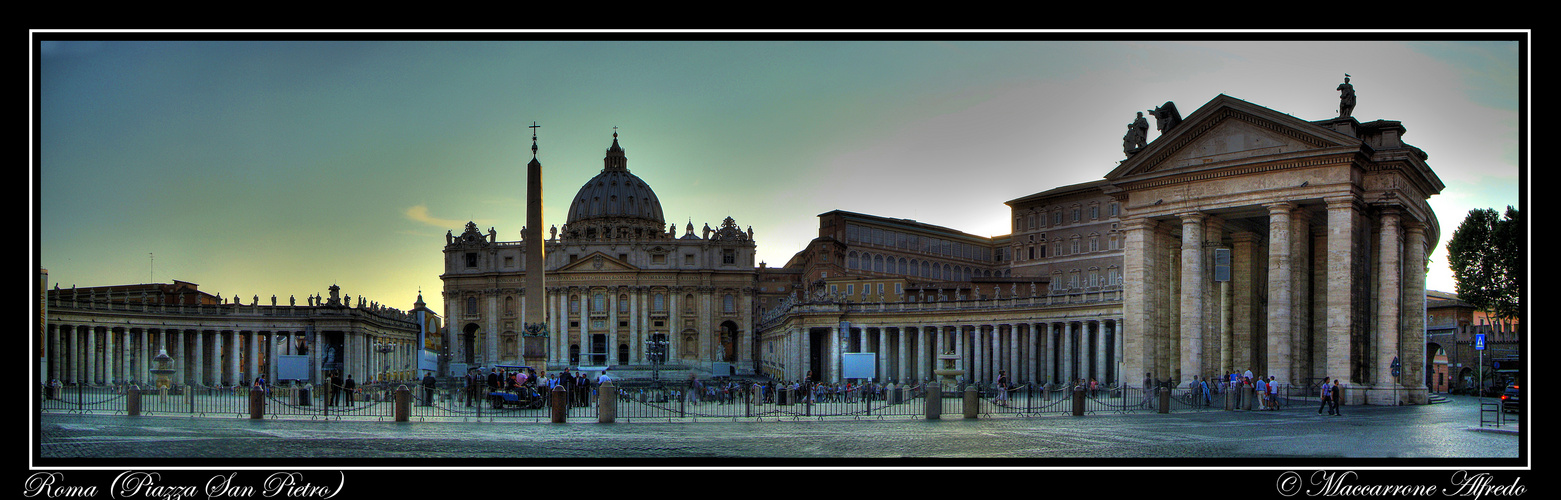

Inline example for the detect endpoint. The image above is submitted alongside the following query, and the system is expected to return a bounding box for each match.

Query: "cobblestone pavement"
[37,395,1521,465]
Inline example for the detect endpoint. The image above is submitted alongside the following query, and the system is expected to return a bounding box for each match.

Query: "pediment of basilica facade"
[557,252,639,273]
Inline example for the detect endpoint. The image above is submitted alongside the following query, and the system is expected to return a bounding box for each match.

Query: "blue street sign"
[1475,333,1485,350]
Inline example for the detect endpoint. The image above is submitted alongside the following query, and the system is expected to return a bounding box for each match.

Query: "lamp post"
[645,336,669,384]
[375,341,395,383]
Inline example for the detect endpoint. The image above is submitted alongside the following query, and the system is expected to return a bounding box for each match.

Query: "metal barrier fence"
[41,380,1333,422]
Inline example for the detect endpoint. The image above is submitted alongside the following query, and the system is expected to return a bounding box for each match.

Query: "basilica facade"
[440,133,758,378]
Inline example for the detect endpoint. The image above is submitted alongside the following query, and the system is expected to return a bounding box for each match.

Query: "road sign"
[1475,333,1485,350]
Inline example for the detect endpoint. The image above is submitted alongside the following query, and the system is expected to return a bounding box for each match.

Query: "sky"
[34,34,1526,317]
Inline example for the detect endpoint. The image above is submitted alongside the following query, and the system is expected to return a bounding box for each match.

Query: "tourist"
[1318,377,1333,415]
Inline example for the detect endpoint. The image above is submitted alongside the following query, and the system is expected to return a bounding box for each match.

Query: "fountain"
[933,350,964,395]
[150,348,175,399]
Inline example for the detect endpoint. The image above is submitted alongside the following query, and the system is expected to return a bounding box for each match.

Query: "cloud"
[404,204,465,229]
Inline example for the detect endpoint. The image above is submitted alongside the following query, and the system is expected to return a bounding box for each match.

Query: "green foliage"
[1446,206,1522,326]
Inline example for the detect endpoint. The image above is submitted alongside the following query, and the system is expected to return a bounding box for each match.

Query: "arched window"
[898,258,907,275]
[873,254,884,273]
[849,252,859,270]
[619,294,630,313]
[569,295,580,313]
[466,296,477,313]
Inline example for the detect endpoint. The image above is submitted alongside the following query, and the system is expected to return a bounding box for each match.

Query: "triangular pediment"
[1107,95,1362,181]
[557,252,639,272]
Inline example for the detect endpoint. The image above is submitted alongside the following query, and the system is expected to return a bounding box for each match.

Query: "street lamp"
[375,341,395,383]
[644,335,669,383]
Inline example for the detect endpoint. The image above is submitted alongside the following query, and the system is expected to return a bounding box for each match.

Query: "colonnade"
[42,323,424,387]
[766,315,1122,388]
[1121,198,1432,404]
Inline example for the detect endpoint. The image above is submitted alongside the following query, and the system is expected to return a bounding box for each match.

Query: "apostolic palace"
[40,81,1444,405]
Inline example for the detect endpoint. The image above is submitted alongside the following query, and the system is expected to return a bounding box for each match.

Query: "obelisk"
[524,122,547,366]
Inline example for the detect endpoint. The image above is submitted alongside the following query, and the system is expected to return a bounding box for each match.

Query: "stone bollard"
[1073,387,1086,416]
[598,381,616,423]
[1243,385,1255,411]
[394,385,411,422]
[550,384,567,423]
[127,386,141,416]
[1158,387,1170,413]
[925,384,942,420]
[249,388,265,419]
[963,385,979,419]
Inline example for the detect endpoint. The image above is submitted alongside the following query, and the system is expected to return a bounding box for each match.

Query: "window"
[570,295,580,313]
[465,253,478,268]
[1109,203,1119,217]
[1090,205,1099,220]
[846,284,854,295]
[466,296,477,313]
[619,294,630,313]
[1089,237,1099,253]
[653,293,665,311]
[504,256,514,267]
[652,254,666,265]
[723,294,735,313]
[593,294,605,311]
[723,249,735,264]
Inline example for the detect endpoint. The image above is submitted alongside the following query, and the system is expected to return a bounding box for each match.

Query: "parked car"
[1501,384,1520,413]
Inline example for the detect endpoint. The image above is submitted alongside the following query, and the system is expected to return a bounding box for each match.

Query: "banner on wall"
[418,310,443,372]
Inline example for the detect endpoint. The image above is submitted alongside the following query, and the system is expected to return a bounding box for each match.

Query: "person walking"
[1330,378,1342,416]
[421,372,437,407]
[995,371,1009,404]
[1267,376,1280,411]
[1318,377,1333,415]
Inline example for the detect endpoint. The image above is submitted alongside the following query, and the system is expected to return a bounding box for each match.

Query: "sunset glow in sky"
[35,34,1525,316]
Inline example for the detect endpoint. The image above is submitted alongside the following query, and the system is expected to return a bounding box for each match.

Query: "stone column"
[1094,320,1107,385]
[1120,217,1156,385]
[916,326,929,384]
[248,331,260,385]
[1325,196,1360,389]
[1008,324,1019,386]
[1402,221,1429,403]
[1290,207,1312,387]
[1178,212,1206,384]
[1062,321,1074,384]
[1375,207,1402,403]
[105,327,118,384]
[1266,202,1295,384]
[898,327,910,384]
[230,330,242,385]
[85,327,96,384]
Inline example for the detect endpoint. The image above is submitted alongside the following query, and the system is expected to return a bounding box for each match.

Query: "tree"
[1446,206,1522,336]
